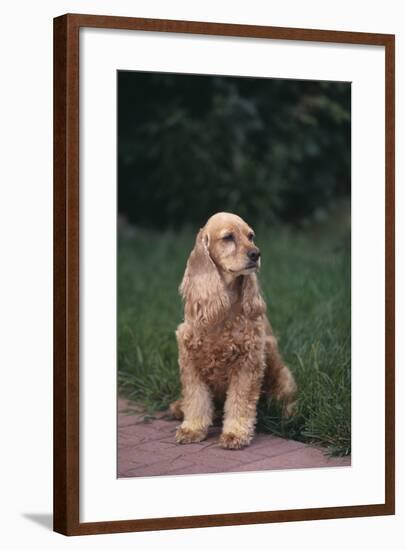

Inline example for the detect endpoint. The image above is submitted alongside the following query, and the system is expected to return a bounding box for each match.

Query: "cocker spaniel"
[171,212,297,450]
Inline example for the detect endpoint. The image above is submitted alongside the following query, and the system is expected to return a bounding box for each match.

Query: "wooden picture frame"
[53,13,395,536]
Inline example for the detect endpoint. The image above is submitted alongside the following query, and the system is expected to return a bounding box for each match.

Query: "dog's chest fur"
[177,313,266,396]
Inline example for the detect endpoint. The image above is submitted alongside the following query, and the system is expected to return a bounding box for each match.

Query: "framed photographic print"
[53,13,395,535]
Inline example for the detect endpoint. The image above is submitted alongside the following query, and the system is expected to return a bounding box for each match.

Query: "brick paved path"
[118,398,350,478]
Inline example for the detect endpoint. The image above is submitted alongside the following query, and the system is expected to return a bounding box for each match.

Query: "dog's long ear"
[180,228,229,325]
[241,273,266,319]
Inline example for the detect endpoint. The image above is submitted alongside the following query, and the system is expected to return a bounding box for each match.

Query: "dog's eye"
[222,233,234,241]
[247,232,255,241]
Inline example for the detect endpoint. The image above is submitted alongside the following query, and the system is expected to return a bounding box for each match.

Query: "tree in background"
[118,72,350,229]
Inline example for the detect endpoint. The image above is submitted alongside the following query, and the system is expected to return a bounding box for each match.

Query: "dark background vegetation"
[118,71,351,456]
[118,71,350,229]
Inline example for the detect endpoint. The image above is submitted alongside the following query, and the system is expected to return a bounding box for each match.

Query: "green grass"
[118,217,351,456]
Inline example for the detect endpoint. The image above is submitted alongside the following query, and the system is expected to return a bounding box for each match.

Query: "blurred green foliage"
[118,72,350,229]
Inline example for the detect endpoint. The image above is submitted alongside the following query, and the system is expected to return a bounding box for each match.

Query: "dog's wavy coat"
[172,213,296,449]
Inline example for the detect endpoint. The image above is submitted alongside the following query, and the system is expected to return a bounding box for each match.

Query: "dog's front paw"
[220,431,252,450]
[175,425,207,444]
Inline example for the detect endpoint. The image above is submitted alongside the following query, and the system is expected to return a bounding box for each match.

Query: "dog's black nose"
[247,248,260,262]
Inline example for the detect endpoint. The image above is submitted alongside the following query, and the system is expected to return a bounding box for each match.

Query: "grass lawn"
[118,214,351,456]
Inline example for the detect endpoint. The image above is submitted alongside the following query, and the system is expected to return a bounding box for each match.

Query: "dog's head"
[180,212,266,325]
[203,212,261,275]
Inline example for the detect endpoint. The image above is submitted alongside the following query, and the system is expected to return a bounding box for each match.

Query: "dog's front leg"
[220,363,264,450]
[175,364,213,444]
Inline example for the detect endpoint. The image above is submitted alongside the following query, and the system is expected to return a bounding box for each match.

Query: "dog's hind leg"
[264,333,297,416]
[169,399,184,420]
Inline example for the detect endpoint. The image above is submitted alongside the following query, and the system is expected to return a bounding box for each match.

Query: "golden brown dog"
[171,212,296,449]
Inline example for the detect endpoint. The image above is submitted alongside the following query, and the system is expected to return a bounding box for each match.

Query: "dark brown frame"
[53,13,395,536]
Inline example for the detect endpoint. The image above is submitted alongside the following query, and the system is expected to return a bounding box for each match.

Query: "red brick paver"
[117,398,351,478]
